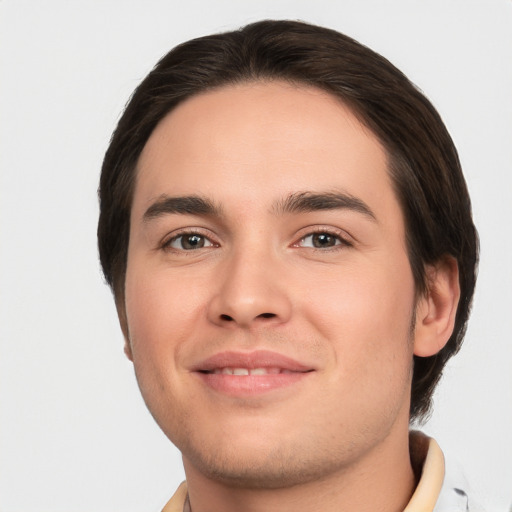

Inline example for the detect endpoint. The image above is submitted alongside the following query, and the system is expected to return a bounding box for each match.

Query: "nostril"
[259,313,276,319]
[220,314,234,321]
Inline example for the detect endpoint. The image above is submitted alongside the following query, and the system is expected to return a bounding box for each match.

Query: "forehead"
[133,81,397,221]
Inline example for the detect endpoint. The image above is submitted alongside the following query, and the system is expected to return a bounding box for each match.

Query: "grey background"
[1,1,511,510]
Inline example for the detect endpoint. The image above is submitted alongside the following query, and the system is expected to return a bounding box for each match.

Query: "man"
[98,20,478,511]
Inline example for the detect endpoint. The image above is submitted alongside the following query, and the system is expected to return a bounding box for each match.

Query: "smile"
[192,350,315,396]
[205,367,298,375]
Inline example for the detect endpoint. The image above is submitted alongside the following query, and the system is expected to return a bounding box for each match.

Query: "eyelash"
[161,229,218,252]
[160,227,353,253]
[293,227,353,251]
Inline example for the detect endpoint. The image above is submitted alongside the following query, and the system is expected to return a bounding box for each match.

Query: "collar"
[162,432,445,512]
[405,431,445,511]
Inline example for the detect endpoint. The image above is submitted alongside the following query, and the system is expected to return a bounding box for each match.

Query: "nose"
[207,248,292,329]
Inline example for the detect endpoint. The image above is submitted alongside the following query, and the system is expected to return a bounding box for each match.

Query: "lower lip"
[195,372,311,396]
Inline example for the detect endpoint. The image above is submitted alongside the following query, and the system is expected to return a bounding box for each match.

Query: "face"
[124,82,418,487]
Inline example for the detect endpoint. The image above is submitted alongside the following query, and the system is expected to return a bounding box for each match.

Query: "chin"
[181,437,349,490]
[192,459,328,489]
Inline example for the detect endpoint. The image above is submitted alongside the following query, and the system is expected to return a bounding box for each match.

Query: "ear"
[115,300,133,361]
[413,256,460,357]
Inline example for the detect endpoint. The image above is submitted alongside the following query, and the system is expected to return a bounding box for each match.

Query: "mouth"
[192,350,315,396]
[202,367,301,376]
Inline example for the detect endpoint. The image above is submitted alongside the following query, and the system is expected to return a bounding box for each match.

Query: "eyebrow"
[143,195,221,221]
[273,191,377,220]
[142,191,376,223]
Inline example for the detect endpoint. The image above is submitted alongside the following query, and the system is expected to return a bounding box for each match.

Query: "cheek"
[301,258,416,376]
[123,267,209,431]
[124,266,206,365]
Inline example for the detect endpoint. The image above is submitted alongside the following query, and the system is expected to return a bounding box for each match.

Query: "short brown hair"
[98,19,478,421]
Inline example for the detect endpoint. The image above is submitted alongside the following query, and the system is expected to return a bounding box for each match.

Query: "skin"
[123,82,460,512]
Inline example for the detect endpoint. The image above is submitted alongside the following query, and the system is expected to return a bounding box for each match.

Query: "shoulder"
[434,456,485,512]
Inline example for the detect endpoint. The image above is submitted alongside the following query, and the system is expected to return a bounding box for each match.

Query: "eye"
[298,232,349,249]
[166,233,215,251]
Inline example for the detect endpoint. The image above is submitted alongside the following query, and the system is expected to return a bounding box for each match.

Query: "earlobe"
[124,340,133,361]
[413,256,460,357]
[116,300,133,361]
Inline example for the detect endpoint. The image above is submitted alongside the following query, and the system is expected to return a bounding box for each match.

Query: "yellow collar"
[405,432,445,511]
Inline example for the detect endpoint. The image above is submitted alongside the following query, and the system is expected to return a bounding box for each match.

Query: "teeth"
[212,367,283,375]
[250,368,268,375]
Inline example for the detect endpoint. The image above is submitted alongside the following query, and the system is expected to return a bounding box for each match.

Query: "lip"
[191,350,315,396]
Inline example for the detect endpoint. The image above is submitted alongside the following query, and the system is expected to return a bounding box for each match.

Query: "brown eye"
[168,233,213,250]
[312,233,337,248]
[300,232,343,248]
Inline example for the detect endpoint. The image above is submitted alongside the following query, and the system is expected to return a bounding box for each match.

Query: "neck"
[182,424,416,512]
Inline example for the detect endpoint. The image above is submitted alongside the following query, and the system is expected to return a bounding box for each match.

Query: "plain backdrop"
[1,1,511,511]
